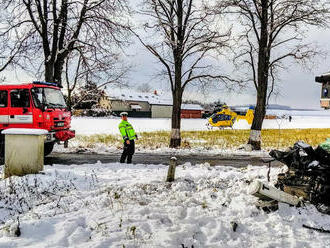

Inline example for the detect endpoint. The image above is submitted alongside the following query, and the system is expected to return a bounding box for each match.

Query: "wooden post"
[166,157,177,182]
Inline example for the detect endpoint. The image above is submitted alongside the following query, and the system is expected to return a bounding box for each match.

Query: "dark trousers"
[120,140,135,164]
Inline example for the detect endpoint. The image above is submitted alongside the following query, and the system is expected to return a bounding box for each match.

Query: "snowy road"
[45,152,282,167]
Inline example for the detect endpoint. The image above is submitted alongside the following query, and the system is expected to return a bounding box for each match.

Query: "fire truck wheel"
[44,142,55,156]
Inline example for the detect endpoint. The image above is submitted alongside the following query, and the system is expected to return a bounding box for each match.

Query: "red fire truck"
[0,81,75,156]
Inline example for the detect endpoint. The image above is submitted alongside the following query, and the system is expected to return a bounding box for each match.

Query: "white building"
[99,89,204,118]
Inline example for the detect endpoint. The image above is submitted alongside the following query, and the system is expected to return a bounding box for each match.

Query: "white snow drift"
[0,162,329,247]
[71,113,330,136]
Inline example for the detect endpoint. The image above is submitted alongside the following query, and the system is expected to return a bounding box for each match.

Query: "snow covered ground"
[0,162,329,247]
[1,110,328,247]
[72,112,330,135]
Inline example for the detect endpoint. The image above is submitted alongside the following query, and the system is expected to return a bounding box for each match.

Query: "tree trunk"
[54,59,64,88]
[45,61,54,83]
[169,0,184,148]
[248,0,269,150]
[248,91,267,150]
[43,58,64,88]
[170,88,183,148]
[67,89,72,111]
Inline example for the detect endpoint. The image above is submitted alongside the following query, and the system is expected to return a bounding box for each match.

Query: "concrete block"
[2,129,47,178]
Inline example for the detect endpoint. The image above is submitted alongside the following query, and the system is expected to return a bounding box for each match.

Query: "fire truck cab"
[0,81,75,156]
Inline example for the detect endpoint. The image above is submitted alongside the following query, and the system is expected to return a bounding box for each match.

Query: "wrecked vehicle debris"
[268,140,330,213]
[248,180,301,206]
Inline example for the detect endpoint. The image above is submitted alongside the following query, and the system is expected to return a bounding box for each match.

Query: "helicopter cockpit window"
[212,114,222,123]
[212,114,232,123]
[323,88,328,98]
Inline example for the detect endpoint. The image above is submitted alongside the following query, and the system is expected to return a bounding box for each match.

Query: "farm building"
[181,104,204,118]
[315,72,330,109]
[151,103,203,118]
[150,103,172,118]
[99,89,204,118]
[99,91,158,117]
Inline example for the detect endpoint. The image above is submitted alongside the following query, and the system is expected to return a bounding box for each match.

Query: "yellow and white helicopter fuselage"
[207,108,254,129]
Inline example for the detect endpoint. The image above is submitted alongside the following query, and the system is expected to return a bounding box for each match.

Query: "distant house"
[150,103,204,118]
[99,91,156,117]
[100,89,204,118]
[315,72,330,109]
[181,104,204,118]
[150,100,173,118]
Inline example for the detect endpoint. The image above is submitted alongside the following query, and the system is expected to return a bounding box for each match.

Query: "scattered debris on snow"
[248,180,301,206]
[267,140,330,214]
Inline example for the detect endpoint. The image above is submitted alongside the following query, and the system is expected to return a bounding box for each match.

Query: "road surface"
[45,152,283,168]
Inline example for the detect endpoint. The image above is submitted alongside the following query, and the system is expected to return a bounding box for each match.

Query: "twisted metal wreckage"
[248,139,330,232]
[250,139,330,214]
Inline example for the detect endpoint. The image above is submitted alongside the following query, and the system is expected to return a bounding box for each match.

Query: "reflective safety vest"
[119,120,137,142]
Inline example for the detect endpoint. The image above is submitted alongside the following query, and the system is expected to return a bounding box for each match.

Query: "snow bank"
[2,128,48,135]
[266,109,330,117]
[0,162,329,247]
[71,115,330,135]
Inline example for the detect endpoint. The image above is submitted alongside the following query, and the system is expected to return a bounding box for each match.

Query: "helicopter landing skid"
[206,123,213,130]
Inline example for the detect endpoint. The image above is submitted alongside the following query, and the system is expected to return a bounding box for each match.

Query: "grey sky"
[124,0,330,109]
[2,0,330,110]
[125,27,329,109]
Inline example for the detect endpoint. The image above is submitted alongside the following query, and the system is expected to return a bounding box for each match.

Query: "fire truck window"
[10,89,30,108]
[323,88,328,98]
[0,91,8,107]
[31,88,43,108]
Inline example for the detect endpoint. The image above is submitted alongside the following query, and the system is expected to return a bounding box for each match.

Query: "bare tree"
[64,46,129,110]
[0,40,23,74]
[134,0,233,148]
[0,0,130,87]
[0,25,34,77]
[216,0,329,150]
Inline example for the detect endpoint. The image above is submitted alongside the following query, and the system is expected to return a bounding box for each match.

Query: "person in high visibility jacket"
[118,112,138,163]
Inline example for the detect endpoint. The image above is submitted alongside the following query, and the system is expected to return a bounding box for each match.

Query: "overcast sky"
[3,1,330,110]
[124,25,330,109]
[122,0,330,110]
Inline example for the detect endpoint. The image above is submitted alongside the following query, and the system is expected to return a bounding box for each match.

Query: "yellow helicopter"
[207,105,254,129]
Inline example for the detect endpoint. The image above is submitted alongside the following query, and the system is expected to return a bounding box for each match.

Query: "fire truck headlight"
[46,134,51,140]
